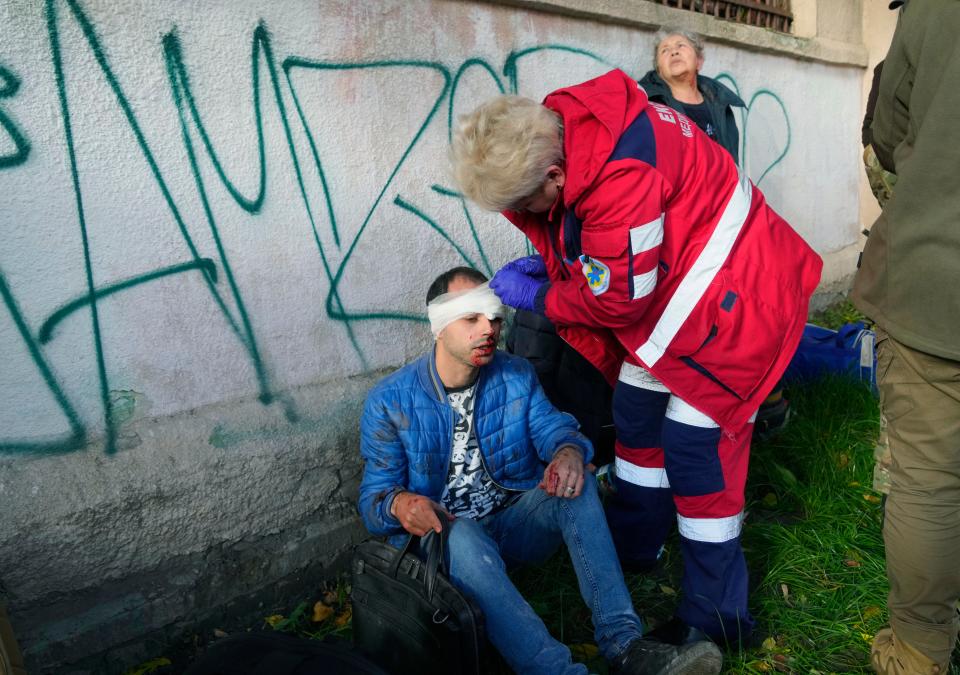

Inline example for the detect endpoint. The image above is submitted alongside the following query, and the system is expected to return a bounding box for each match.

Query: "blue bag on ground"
[783,322,877,393]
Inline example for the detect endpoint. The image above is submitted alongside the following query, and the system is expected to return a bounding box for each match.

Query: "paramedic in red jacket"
[450,69,822,645]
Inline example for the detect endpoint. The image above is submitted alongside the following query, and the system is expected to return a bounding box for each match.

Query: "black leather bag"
[350,519,488,675]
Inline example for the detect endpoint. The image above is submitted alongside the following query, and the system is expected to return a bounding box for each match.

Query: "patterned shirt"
[439,382,512,519]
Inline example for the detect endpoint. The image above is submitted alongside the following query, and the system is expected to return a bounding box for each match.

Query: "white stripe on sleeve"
[632,268,658,300]
[630,214,664,254]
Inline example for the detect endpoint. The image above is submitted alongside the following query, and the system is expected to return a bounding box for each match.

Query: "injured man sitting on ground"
[357,265,722,675]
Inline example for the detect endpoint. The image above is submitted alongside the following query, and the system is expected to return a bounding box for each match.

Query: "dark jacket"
[852,0,960,360]
[507,310,615,463]
[638,70,745,164]
[358,349,592,539]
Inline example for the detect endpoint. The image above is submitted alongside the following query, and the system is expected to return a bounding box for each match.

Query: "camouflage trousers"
[864,142,895,495]
[873,412,891,494]
[864,145,897,208]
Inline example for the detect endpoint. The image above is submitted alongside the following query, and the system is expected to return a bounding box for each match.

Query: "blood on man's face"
[436,277,502,368]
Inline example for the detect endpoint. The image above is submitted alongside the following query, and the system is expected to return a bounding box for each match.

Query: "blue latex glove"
[490,265,547,312]
[500,254,547,279]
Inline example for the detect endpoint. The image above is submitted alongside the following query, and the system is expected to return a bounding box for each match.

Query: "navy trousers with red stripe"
[605,362,755,643]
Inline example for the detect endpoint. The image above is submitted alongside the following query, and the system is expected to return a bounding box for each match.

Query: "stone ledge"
[464,0,868,67]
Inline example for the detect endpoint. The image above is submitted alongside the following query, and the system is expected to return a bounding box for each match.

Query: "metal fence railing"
[654,0,793,33]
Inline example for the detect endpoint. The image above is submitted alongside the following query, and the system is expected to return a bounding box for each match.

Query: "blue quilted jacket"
[358,349,593,538]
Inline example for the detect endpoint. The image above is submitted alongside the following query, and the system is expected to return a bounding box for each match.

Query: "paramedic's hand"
[391,491,453,536]
[501,254,548,279]
[490,265,546,312]
[540,446,585,499]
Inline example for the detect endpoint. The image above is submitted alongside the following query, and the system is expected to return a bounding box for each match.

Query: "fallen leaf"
[322,590,338,606]
[756,661,773,672]
[334,605,352,627]
[780,583,790,601]
[863,605,882,620]
[264,615,284,628]
[761,637,778,651]
[863,493,882,503]
[837,453,850,469]
[762,492,779,508]
[844,559,862,567]
[861,632,874,643]
[849,481,861,487]
[312,601,334,623]
[213,628,228,639]
[659,584,676,596]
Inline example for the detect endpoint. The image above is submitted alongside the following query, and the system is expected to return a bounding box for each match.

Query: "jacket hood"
[543,69,648,206]
[638,70,746,109]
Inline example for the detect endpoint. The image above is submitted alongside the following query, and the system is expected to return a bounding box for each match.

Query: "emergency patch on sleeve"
[579,255,611,295]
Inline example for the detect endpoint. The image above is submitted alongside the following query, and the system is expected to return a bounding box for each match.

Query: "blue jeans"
[444,475,643,675]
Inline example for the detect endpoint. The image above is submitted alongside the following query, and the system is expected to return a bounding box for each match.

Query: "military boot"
[871,627,947,675]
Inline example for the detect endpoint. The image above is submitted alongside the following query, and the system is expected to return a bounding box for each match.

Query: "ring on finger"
[565,486,575,493]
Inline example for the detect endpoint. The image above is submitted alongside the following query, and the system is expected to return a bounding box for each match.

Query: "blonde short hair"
[450,95,563,212]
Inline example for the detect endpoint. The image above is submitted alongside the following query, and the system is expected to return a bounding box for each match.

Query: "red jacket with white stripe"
[505,70,822,429]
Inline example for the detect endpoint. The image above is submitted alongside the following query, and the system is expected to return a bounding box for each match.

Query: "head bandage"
[427,282,505,337]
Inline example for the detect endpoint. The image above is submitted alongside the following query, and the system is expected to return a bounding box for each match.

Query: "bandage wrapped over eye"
[427,282,505,336]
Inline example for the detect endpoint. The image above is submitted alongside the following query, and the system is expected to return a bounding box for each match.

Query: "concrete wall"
[0,0,866,671]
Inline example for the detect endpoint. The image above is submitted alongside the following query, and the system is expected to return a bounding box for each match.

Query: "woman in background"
[639,28,744,164]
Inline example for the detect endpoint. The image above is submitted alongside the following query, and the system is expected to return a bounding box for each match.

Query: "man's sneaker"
[611,636,721,675]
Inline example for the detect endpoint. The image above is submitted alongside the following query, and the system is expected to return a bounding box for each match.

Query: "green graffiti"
[38,259,217,344]
[394,194,481,279]
[163,28,276,405]
[2,1,793,455]
[503,44,614,94]
[745,88,792,186]
[30,0,301,453]
[447,58,505,142]
[715,72,791,186]
[46,0,116,452]
[0,65,31,168]
[163,33,266,214]
[282,57,452,325]
[431,185,493,276]
[0,271,86,454]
